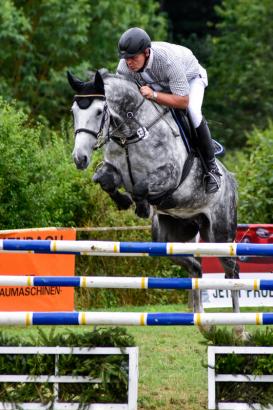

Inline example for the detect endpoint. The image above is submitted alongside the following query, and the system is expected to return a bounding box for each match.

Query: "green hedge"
[0,327,135,408]
[204,327,273,406]
[0,98,97,228]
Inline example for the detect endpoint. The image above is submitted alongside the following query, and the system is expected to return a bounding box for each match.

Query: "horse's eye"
[97,109,103,116]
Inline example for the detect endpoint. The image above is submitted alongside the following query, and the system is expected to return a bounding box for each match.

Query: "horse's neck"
[105,77,189,161]
[106,80,142,118]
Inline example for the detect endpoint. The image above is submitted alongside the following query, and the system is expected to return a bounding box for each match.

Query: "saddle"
[171,109,225,158]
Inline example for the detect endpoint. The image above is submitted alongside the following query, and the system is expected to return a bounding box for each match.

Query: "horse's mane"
[98,69,139,91]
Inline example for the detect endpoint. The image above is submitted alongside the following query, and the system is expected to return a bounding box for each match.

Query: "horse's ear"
[67,71,85,93]
[94,70,105,94]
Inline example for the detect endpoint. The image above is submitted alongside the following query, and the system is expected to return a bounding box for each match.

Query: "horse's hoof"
[234,326,251,341]
[135,201,151,218]
[198,324,215,335]
[132,182,149,199]
[114,193,133,210]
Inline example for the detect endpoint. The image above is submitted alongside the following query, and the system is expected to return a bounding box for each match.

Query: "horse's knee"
[110,191,133,210]
[131,182,151,217]
[93,163,132,210]
[93,163,121,194]
[132,181,149,201]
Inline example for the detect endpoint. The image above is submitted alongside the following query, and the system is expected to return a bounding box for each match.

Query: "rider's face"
[125,50,148,72]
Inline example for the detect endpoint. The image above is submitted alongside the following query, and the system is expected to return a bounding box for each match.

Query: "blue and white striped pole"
[1,276,273,290]
[1,312,273,326]
[0,240,273,257]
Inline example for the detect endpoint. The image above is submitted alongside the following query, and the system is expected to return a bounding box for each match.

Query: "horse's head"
[67,70,109,169]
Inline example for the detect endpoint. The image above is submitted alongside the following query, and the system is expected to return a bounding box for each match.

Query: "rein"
[110,98,169,147]
[108,98,169,186]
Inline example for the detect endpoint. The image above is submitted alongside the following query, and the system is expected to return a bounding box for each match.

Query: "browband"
[74,94,105,98]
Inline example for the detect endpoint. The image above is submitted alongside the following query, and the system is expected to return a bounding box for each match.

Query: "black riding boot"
[195,118,222,193]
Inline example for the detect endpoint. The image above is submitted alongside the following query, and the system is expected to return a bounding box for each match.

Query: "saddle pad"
[213,139,225,157]
[171,109,225,157]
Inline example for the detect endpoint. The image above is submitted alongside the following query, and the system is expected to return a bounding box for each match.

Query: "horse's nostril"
[77,155,89,170]
[73,154,89,170]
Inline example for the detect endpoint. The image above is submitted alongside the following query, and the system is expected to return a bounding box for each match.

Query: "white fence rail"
[0,346,138,410]
[208,346,273,410]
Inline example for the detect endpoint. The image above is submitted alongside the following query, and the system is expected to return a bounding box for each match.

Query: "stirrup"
[203,169,221,193]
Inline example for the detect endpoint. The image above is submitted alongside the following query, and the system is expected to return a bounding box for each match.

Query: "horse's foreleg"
[109,191,133,210]
[132,181,152,218]
[93,163,133,210]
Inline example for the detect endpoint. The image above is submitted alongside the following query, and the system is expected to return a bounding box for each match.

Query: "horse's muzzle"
[74,155,89,170]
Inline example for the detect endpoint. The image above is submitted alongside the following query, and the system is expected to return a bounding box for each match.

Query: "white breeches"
[188,65,208,128]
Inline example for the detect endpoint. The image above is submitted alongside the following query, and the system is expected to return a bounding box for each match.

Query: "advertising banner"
[202,224,273,308]
[0,228,76,311]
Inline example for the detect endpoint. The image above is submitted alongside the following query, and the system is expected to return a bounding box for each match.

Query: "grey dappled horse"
[68,69,242,327]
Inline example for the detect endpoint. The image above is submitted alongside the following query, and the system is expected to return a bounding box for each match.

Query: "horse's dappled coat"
[68,70,243,331]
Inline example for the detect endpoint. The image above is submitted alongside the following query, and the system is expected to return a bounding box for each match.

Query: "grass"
[130,321,208,409]
[92,303,209,409]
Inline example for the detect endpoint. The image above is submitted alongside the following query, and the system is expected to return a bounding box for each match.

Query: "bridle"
[73,94,110,150]
[73,92,169,186]
[73,92,170,187]
[73,93,168,149]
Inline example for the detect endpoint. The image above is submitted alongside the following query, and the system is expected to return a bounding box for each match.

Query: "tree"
[160,0,221,63]
[224,121,273,223]
[0,0,167,124]
[205,0,273,147]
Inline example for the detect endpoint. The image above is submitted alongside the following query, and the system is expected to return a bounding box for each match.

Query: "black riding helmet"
[118,27,151,59]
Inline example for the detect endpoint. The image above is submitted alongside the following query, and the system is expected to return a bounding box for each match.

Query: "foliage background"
[205,0,273,147]
[0,0,166,124]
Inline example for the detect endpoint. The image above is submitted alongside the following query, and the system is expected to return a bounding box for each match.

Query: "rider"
[117,27,221,194]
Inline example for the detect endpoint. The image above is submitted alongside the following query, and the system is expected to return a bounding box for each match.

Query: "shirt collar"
[144,48,154,71]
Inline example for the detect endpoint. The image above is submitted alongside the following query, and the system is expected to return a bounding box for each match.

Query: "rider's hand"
[140,85,153,99]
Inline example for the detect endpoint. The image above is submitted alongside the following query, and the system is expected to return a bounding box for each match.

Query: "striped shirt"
[116,41,201,96]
